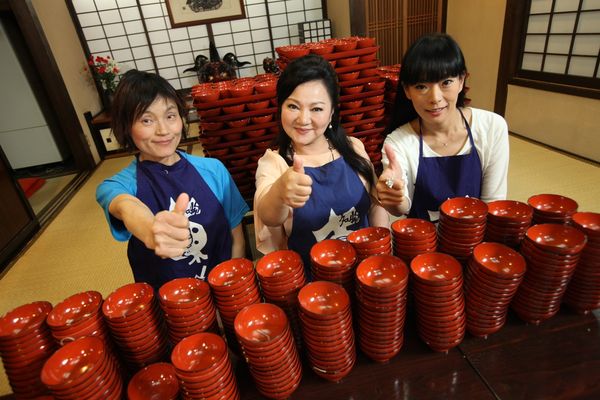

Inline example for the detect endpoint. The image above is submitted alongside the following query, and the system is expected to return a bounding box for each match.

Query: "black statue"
[263,57,280,75]
[182,41,252,83]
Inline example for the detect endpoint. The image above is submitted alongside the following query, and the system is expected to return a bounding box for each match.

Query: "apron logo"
[312,207,360,242]
[169,197,208,265]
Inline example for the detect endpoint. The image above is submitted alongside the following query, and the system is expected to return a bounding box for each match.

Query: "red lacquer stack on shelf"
[191,74,279,200]
[276,37,387,172]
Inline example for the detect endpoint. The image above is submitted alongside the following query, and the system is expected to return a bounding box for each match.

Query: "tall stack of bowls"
[310,239,358,293]
[40,336,123,399]
[102,282,169,370]
[234,303,302,399]
[390,218,437,263]
[127,362,179,400]
[158,278,218,345]
[0,301,55,398]
[297,281,356,382]
[512,223,587,324]
[46,291,113,350]
[255,250,306,350]
[485,200,533,248]
[464,242,526,337]
[410,253,466,353]
[171,332,239,400]
[528,193,578,225]
[347,226,392,264]
[355,255,409,363]
[207,258,262,348]
[437,197,488,262]
[564,212,600,313]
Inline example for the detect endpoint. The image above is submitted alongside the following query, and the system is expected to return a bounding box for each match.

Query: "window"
[499,0,600,104]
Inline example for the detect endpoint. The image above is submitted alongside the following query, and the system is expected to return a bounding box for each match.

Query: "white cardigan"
[382,107,509,211]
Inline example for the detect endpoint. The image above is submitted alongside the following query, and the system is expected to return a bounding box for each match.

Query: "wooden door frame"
[1,0,96,171]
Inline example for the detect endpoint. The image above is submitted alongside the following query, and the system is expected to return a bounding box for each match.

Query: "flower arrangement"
[87,55,120,92]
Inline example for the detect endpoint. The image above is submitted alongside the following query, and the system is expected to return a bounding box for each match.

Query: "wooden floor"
[0,134,599,398]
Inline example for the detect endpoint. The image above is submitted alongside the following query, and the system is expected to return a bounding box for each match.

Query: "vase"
[102,89,115,111]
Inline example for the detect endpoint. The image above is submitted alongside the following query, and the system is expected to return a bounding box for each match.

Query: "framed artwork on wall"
[165,0,247,28]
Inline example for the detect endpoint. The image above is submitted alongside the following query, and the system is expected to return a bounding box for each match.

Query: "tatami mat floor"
[0,135,599,396]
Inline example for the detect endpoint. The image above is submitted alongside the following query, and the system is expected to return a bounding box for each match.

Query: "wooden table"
[236,308,600,400]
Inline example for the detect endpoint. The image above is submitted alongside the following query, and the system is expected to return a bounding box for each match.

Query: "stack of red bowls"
[390,218,437,263]
[0,301,55,398]
[355,255,409,363]
[528,193,578,225]
[564,212,600,313]
[255,250,306,349]
[171,332,239,400]
[41,336,122,399]
[297,281,356,382]
[512,223,587,324]
[207,258,262,346]
[46,291,112,348]
[347,226,392,264]
[410,253,466,353]
[310,239,357,292]
[438,197,488,262]
[158,278,218,346]
[485,200,533,248]
[392,218,437,264]
[102,282,169,370]
[234,303,302,399]
[127,362,179,400]
[465,242,526,337]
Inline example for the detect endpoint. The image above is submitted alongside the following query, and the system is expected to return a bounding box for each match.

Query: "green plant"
[87,55,120,92]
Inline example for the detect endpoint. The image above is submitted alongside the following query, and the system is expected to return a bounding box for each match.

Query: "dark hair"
[111,69,187,151]
[386,33,468,134]
[275,54,375,187]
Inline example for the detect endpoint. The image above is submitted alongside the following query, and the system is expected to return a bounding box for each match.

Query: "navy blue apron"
[288,156,370,277]
[408,109,482,222]
[127,152,232,290]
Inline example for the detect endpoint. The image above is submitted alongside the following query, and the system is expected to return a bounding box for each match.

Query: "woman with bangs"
[376,33,509,222]
[96,70,248,290]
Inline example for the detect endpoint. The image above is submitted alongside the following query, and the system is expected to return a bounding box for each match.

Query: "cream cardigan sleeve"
[253,149,292,255]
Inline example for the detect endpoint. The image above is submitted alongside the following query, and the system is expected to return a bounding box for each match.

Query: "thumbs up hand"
[376,144,405,207]
[152,192,191,258]
[278,155,313,208]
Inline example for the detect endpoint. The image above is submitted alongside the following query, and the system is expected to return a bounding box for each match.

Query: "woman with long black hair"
[253,54,388,272]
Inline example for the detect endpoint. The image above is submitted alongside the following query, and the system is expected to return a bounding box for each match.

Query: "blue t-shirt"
[96,153,249,242]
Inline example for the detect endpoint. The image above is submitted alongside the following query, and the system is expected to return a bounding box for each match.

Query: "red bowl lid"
[298,281,350,316]
[234,303,288,343]
[0,301,52,338]
[255,250,303,279]
[572,212,600,235]
[391,218,437,238]
[472,242,526,277]
[310,239,357,267]
[347,227,390,246]
[527,193,578,215]
[41,336,105,387]
[102,282,154,320]
[356,255,409,289]
[410,252,462,282]
[440,197,488,220]
[207,258,254,287]
[487,200,533,220]
[46,291,102,328]
[127,362,179,400]
[171,332,227,372]
[526,223,587,254]
[159,278,210,305]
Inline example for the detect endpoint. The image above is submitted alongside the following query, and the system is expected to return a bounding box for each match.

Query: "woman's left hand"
[377,144,405,207]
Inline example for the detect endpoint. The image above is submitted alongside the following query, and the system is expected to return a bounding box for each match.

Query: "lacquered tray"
[193,91,276,110]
